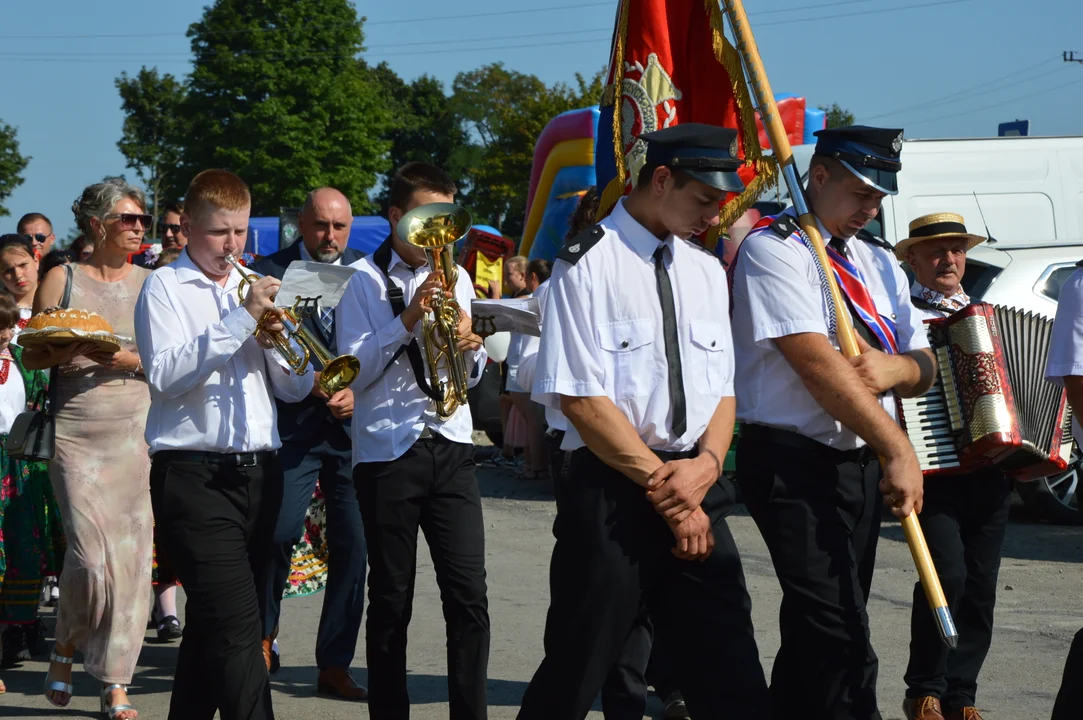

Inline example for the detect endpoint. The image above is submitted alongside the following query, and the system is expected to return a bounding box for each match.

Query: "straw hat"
[893,212,987,259]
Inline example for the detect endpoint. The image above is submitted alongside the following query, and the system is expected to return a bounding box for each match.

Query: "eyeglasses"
[27,233,52,244]
[157,222,182,234]
[105,213,152,230]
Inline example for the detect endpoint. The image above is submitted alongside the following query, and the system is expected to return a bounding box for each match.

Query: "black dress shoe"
[156,616,183,642]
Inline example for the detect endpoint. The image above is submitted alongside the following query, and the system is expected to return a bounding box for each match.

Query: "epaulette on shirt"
[768,214,801,239]
[856,228,894,253]
[557,225,605,265]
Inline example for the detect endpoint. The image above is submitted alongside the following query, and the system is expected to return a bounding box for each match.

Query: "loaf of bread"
[26,308,114,334]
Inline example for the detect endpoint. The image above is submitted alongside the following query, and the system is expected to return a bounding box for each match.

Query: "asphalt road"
[2,459,1081,719]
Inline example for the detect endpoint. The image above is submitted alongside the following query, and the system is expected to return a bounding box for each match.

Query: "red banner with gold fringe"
[595,0,776,247]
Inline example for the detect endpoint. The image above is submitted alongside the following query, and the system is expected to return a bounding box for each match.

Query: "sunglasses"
[27,233,52,244]
[157,222,182,234]
[105,213,152,230]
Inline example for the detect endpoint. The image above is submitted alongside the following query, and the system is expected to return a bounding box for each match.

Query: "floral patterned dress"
[0,345,65,625]
[284,482,329,599]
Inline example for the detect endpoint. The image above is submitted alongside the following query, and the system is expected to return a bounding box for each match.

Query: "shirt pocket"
[688,318,727,394]
[596,319,656,401]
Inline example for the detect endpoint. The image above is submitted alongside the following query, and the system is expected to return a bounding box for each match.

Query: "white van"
[768,135,1083,248]
[881,135,1083,249]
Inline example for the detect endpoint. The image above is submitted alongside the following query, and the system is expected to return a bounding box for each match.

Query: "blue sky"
[0,0,1080,239]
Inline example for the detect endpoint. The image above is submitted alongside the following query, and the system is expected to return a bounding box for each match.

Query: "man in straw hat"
[897,212,1004,720]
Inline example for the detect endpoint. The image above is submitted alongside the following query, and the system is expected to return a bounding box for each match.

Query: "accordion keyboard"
[898,346,963,471]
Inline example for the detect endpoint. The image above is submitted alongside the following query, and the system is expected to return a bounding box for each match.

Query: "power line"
[862,58,1065,121]
[0,0,980,64]
[754,0,975,27]
[0,0,966,42]
[901,75,1083,128]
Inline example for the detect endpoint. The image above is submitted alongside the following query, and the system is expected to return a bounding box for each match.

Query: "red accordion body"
[898,303,1072,481]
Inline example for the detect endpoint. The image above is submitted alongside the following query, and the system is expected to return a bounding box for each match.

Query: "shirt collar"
[611,197,676,261]
[782,206,853,245]
[911,280,970,311]
[172,248,241,291]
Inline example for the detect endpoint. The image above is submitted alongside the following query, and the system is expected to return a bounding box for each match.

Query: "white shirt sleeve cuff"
[1046,362,1083,380]
[377,314,412,349]
[536,378,607,398]
[752,319,828,345]
[224,306,258,342]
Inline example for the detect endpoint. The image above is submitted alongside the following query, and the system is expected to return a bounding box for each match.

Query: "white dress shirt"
[513,280,566,432]
[532,198,734,453]
[0,352,25,435]
[731,210,929,450]
[336,248,487,464]
[1045,266,1083,445]
[134,249,313,454]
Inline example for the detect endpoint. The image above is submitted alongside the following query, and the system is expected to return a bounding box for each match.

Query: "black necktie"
[829,235,849,260]
[653,245,686,438]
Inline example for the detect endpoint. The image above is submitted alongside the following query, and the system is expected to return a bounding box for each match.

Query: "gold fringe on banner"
[706,0,778,248]
[596,0,630,221]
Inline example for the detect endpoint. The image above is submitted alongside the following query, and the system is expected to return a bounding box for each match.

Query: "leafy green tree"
[819,103,856,129]
[452,63,604,236]
[368,63,474,211]
[0,122,29,218]
[178,0,392,215]
[116,67,187,236]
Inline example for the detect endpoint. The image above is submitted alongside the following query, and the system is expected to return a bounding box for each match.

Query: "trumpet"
[224,255,361,396]
[397,202,473,419]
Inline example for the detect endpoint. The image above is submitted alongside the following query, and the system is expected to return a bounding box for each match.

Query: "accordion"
[898,302,1073,481]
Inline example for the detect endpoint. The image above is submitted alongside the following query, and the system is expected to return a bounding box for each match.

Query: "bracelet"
[701,449,723,477]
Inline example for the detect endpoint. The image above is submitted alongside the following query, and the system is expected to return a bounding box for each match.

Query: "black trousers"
[354,438,490,720]
[517,448,769,720]
[904,469,1012,711]
[150,452,283,720]
[546,431,654,720]
[737,424,883,720]
[1053,627,1083,719]
[261,432,366,669]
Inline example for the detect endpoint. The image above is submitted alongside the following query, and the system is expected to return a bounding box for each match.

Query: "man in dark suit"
[253,186,368,700]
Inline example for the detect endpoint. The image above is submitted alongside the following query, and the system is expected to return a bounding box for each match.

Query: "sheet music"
[471,297,542,337]
[277,261,358,308]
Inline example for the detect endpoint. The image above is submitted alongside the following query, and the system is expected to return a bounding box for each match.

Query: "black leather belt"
[154,450,277,467]
[653,448,697,463]
[740,423,877,466]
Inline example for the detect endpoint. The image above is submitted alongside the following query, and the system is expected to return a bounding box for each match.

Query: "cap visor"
[684,169,745,193]
[839,160,898,196]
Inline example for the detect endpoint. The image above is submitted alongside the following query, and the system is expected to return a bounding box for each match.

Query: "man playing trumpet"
[336,162,490,720]
[134,169,313,720]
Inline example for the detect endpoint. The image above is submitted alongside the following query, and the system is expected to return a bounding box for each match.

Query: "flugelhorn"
[397,202,473,419]
[224,255,361,396]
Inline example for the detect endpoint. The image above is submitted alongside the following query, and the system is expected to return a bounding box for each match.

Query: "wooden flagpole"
[719,0,958,649]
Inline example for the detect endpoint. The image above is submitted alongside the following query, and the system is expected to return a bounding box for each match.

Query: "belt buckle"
[237,453,258,468]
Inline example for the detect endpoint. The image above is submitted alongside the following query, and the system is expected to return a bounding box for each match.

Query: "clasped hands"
[645,453,721,562]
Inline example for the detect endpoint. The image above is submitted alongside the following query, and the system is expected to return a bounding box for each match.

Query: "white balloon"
[484,332,511,363]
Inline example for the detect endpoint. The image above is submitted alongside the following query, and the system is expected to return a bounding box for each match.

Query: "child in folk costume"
[0,293,63,690]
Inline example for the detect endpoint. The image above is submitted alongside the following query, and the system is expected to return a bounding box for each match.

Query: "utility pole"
[1066,51,1083,65]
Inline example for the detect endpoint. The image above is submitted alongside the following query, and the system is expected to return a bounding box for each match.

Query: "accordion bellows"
[898,303,1072,481]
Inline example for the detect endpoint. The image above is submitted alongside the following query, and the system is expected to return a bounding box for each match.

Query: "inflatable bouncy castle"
[519,107,600,262]
[520,98,824,263]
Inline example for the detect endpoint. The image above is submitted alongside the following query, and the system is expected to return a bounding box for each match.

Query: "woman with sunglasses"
[23,179,153,720]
